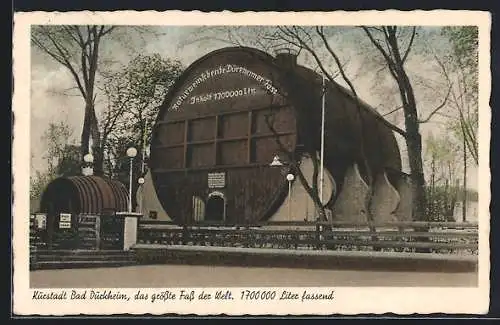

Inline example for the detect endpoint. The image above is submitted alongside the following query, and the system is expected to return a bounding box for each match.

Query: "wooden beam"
[156,104,290,124]
[150,130,296,151]
[154,162,272,174]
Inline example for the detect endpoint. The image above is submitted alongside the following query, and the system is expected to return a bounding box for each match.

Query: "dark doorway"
[205,195,225,222]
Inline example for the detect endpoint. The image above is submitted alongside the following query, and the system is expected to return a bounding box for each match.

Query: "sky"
[29,25,479,190]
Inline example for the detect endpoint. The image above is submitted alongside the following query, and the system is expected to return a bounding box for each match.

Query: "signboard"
[208,172,226,189]
[35,213,47,229]
[29,214,35,229]
[59,213,72,229]
[169,64,279,112]
[148,211,158,220]
[59,213,71,222]
[59,221,71,229]
[82,166,94,176]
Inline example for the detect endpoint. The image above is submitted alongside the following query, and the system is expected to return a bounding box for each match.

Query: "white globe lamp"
[286,173,295,222]
[126,147,137,158]
[83,153,94,163]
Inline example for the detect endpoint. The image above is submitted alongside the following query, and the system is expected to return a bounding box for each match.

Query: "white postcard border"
[12,10,491,315]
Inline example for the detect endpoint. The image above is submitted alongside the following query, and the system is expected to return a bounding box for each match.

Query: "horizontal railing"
[139,219,479,228]
[137,220,478,255]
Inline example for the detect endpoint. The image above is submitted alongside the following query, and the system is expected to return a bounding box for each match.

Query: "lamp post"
[286,173,295,222]
[126,147,137,213]
[82,153,94,176]
[320,73,326,206]
[141,118,148,175]
[137,177,145,214]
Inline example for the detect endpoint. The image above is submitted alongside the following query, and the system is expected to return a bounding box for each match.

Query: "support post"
[128,157,133,213]
[288,180,292,222]
[320,74,326,206]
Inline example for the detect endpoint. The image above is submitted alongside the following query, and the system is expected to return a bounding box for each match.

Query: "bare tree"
[264,111,328,221]
[430,37,478,165]
[359,26,454,221]
[265,26,455,222]
[31,25,117,175]
[424,26,479,222]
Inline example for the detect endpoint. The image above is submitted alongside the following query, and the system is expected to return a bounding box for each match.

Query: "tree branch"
[418,84,452,123]
[99,25,116,37]
[43,30,87,98]
[382,105,403,117]
[361,26,399,81]
[279,25,408,139]
[264,113,327,220]
[401,27,416,63]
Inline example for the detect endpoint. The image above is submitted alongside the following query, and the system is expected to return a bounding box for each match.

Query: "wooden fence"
[137,220,478,255]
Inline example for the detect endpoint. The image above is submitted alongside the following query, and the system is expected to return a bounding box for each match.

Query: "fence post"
[182,225,188,245]
[369,223,380,252]
[122,213,139,251]
[415,222,431,253]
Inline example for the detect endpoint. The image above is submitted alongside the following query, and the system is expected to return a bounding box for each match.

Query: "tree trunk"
[391,74,427,222]
[406,125,427,221]
[90,107,104,176]
[309,152,327,221]
[80,102,93,163]
[406,121,429,253]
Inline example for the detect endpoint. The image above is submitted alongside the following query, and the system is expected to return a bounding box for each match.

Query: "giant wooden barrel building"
[148,46,406,225]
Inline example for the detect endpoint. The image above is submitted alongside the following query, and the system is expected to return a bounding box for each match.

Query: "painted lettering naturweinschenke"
[169,64,279,111]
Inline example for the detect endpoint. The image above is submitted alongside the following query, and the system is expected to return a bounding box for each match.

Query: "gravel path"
[30,264,477,288]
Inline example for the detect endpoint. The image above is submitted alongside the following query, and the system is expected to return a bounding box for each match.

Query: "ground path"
[30,264,477,288]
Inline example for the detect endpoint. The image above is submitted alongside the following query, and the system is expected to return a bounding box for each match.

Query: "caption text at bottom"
[32,289,335,303]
